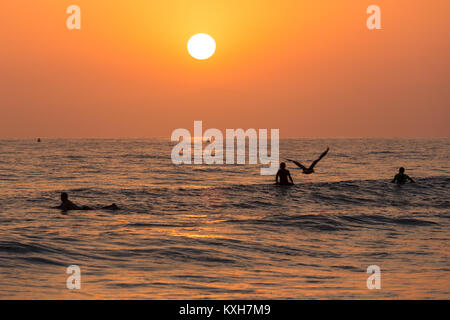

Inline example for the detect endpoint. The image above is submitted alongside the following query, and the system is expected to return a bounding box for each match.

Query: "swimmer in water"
[391,167,415,185]
[286,147,329,174]
[54,192,119,211]
[276,162,294,185]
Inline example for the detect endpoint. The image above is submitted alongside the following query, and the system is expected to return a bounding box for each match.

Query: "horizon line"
[1,136,449,140]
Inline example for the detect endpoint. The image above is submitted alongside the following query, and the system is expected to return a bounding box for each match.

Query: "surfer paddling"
[54,192,119,211]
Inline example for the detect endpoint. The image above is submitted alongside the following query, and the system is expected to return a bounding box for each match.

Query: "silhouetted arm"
[407,175,415,183]
[59,200,83,210]
[275,171,280,184]
[391,174,398,183]
[102,203,119,210]
[288,172,294,184]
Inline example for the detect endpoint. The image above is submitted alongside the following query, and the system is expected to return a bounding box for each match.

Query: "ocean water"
[0,138,448,299]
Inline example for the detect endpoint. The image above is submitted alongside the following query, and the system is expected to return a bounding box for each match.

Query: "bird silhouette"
[286,147,329,174]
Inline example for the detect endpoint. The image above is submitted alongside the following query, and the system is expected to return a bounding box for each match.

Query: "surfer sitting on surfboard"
[391,167,415,185]
[276,162,294,185]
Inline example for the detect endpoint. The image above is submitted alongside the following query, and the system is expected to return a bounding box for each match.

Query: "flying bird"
[286,147,330,174]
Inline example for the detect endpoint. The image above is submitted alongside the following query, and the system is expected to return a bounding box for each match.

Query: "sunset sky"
[0,0,449,138]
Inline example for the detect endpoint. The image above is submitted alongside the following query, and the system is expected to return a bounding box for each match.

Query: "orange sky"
[0,0,449,138]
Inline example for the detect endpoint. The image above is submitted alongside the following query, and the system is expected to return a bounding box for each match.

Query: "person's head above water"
[280,162,286,169]
[399,167,405,174]
[61,192,68,202]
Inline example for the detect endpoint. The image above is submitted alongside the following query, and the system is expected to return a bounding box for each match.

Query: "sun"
[187,33,216,60]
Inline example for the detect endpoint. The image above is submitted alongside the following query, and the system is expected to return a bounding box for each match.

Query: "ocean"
[0,138,448,299]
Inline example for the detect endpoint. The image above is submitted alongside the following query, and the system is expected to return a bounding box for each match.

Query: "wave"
[225,212,439,233]
[155,176,441,212]
[120,153,169,160]
[6,176,448,220]
[0,241,60,255]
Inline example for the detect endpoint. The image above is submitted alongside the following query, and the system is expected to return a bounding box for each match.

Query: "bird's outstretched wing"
[286,158,306,170]
[308,147,329,170]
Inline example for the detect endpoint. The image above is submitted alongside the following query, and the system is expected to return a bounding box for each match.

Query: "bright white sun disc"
[187,33,216,60]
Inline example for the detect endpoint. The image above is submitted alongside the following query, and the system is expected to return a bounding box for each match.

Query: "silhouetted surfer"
[54,192,119,211]
[287,147,329,174]
[391,167,415,184]
[276,162,294,185]
[37,138,41,142]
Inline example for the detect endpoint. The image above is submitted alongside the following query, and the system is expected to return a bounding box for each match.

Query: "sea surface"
[0,138,448,299]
